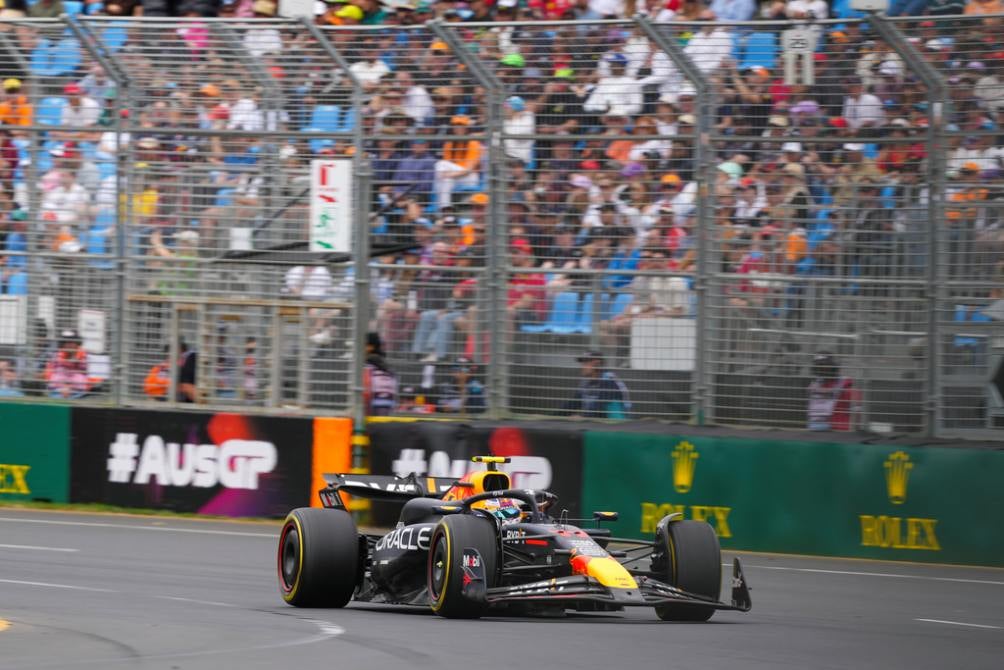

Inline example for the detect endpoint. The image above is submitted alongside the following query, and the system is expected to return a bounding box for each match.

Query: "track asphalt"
[0,509,1001,670]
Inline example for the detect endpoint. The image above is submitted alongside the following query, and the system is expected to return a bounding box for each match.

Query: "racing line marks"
[0,579,114,593]
[916,619,1001,630]
[736,564,1004,586]
[154,596,238,608]
[0,543,79,552]
[0,516,274,538]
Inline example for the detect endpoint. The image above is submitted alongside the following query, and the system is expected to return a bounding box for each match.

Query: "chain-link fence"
[0,14,1001,439]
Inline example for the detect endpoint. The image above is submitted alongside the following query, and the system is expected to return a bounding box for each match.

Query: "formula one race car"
[277,456,751,620]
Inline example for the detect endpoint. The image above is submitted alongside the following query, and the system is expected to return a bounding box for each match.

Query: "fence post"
[428,20,507,419]
[66,15,132,405]
[868,14,948,438]
[305,20,370,467]
[635,15,714,425]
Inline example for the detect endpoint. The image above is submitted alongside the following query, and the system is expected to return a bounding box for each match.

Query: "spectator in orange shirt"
[0,79,32,129]
[966,0,1004,19]
[433,115,483,208]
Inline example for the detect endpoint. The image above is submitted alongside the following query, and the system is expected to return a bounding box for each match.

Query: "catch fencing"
[0,14,1000,438]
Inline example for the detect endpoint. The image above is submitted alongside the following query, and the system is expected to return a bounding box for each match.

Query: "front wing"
[484,558,752,613]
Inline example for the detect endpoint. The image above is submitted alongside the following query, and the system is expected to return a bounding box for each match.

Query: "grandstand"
[0,1,1001,437]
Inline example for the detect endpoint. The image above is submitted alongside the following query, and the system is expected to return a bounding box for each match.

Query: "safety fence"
[0,15,1001,438]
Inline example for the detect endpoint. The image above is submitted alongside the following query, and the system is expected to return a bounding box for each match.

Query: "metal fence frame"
[1,13,1002,439]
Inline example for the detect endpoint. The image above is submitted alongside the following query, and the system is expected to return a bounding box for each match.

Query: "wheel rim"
[429,533,447,600]
[279,523,300,592]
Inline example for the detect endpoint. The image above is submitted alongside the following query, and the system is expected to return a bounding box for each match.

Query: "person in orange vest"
[433,115,483,208]
[0,79,32,129]
[143,346,171,400]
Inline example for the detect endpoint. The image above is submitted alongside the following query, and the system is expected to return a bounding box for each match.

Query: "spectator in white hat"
[841,79,885,131]
[503,96,535,166]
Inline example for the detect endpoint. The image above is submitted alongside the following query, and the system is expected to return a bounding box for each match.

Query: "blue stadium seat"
[84,223,114,270]
[739,32,778,71]
[29,38,53,76]
[521,291,580,334]
[337,107,356,133]
[954,305,992,350]
[101,23,128,52]
[214,188,236,208]
[808,209,834,249]
[47,38,83,77]
[574,292,594,334]
[4,272,27,296]
[604,292,634,320]
[36,97,67,126]
[309,104,341,131]
[62,0,84,16]
[832,0,866,19]
[301,126,334,154]
[97,161,116,181]
[452,178,484,197]
[78,141,97,161]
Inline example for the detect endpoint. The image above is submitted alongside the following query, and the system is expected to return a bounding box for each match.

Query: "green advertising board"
[582,432,1004,567]
[0,403,71,503]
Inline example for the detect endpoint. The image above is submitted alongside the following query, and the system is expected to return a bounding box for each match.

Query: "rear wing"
[319,472,464,507]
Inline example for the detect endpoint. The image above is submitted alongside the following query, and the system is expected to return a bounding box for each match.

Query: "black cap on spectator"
[576,350,605,364]
[452,356,477,373]
[366,332,385,355]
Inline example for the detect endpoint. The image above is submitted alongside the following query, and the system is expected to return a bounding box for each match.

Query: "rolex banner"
[581,432,1004,567]
[0,403,71,503]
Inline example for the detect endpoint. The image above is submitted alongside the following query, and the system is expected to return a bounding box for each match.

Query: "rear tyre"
[278,507,359,607]
[427,514,499,619]
[653,518,721,622]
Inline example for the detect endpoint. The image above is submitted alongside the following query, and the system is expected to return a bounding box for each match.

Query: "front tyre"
[427,514,499,619]
[652,518,721,622]
[278,508,359,607]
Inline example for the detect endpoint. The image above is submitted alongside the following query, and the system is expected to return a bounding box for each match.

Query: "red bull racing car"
[277,456,751,620]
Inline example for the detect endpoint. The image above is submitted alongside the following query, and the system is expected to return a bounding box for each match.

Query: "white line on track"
[0,543,78,552]
[917,618,1001,630]
[0,579,113,593]
[153,596,238,608]
[0,517,273,538]
[304,619,346,637]
[735,563,1004,586]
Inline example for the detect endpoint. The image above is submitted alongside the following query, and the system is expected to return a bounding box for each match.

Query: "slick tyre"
[278,508,359,608]
[655,519,721,622]
[427,514,499,619]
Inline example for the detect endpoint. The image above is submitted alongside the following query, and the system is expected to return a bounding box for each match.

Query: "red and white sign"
[310,159,353,253]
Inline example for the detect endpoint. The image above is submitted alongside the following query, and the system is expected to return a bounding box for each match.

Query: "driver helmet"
[471,497,524,523]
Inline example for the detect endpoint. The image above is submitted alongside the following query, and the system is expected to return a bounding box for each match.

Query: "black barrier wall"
[366,419,585,526]
[71,408,312,516]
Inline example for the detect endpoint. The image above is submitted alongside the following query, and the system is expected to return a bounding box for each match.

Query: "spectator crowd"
[0,0,1001,417]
